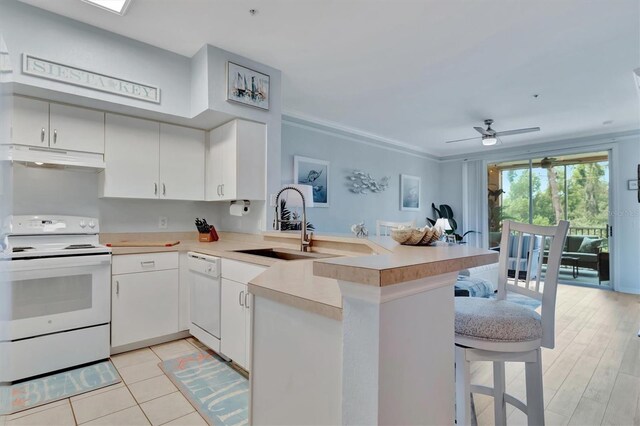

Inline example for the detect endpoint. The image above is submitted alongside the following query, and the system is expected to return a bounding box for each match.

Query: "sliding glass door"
[488,151,610,287]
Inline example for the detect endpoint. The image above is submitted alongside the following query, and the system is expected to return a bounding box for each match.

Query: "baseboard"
[110,330,191,355]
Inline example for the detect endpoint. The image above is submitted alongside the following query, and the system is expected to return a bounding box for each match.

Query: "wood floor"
[1,284,638,425]
[473,284,640,426]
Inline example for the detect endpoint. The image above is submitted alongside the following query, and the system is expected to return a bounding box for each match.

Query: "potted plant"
[427,203,477,243]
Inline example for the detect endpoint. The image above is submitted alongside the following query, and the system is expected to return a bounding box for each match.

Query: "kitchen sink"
[233,248,338,261]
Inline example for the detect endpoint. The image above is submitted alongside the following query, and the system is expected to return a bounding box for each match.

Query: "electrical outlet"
[269,193,277,207]
[158,216,168,229]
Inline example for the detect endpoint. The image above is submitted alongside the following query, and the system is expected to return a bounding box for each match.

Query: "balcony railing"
[568,226,607,238]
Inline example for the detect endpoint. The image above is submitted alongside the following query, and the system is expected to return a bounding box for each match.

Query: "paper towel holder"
[230,200,251,213]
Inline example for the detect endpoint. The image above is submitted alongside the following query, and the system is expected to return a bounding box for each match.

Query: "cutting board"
[106,241,181,248]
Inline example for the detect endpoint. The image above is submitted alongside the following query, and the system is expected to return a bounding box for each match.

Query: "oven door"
[0,254,111,341]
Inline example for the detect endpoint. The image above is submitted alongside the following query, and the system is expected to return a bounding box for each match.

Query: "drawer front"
[112,252,179,275]
[221,258,267,284]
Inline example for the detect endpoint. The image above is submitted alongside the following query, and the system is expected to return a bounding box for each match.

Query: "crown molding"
[282,111,439,162]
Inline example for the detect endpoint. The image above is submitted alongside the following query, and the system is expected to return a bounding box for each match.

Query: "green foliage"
[500,161,608,230]
[279,198,315,231]
[427,203,477,242]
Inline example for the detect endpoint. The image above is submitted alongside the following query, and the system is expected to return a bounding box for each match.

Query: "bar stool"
[455,220,569,426]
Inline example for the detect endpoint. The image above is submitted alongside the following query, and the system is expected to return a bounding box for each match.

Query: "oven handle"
[2,254,112,272]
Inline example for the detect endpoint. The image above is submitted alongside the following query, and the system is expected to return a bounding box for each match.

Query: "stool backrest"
[496,220,570,349]
[376,220,416,236]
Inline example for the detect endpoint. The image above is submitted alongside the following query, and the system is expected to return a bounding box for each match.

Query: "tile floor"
[0,337,209,426]
[1,284,638,425]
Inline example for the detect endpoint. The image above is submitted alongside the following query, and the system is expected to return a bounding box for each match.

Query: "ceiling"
[17,0,640,157]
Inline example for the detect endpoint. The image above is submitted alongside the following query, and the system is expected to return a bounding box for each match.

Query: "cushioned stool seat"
[455,298,542,343]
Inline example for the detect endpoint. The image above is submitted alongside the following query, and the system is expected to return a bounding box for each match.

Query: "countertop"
[101,231,497,320]
[314,242,499,286]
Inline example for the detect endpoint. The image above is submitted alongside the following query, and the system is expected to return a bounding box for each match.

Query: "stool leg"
[525,349,545,426]
[455,346,471,426]
[493,361,507,426]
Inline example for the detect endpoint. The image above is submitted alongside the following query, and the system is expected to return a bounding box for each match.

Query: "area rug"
[0,361,121,415]
[159,350,248,426]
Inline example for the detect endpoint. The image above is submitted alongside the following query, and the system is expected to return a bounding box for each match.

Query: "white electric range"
[0,215,112,383]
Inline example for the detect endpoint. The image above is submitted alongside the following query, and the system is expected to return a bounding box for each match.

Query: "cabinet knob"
[244,292,250,309]
[163,183,166,196]
[40,128,45,143]
[115,280,120,295]
[154,183,158,195]
[239,290,244,307]
[53,129,57,144]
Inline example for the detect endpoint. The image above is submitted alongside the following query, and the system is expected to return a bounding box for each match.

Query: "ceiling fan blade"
[494,127,540,137]
[473,126,491,136]
[445,136,480,144]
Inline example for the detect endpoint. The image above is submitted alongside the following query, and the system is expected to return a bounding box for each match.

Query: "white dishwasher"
[187,252,222,352]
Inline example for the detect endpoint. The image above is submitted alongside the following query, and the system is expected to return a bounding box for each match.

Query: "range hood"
[1,145,105,170]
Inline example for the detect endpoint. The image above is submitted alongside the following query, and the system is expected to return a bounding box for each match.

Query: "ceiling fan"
[445,119,540,146]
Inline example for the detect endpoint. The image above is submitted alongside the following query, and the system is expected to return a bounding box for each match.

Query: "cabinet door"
[205,125,227,201]
[111,270,179,348]
[235,120,266,200]
[220,278,247,368]
[12,97,49,147]
[50,104,104,153]
[159,124,205,201]
[219,122,237,200]
[102,114,159,199]
[245,291,252,372]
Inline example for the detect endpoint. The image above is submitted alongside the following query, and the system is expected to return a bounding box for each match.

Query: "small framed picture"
[294,156,329,207]
[226,61,270,110]
[400,174,421,211]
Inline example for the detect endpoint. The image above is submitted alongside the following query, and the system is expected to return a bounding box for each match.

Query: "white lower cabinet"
[221,278,249,368]
[220,259,266,371]
[111,253,180,348]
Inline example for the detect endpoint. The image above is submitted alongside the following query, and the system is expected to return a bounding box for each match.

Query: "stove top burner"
[64,244,97,250]
[12,247,34,253]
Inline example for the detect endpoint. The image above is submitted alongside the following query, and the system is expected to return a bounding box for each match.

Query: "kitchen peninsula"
[102,230,497,424]
[248,233,498,425]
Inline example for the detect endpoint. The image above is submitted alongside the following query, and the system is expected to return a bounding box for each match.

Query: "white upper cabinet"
[11,97,49,148]
[11,97,104,154]
[101,115,206,201]
[206,119,266,201]
[101,114,160,199]
[50,104,104,154]
[159,123,205,201]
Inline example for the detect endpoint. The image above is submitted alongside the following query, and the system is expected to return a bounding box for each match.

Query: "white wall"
[281,119,441,234]
[611,138,640,294]
[12,165,220,233]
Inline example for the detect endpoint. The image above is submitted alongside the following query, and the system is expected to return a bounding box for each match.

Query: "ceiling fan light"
[482,136,497,146]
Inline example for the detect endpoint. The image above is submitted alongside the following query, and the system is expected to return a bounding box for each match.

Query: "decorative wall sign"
[294,156,329,207]
[227,61,270,110]
[348,170,390,194]
[22,54,160,103]
[400,174,421,211]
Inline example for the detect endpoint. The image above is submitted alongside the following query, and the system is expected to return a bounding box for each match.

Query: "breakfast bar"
[249,239,498,425]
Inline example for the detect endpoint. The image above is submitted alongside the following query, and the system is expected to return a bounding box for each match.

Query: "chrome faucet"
[273,186,313,252]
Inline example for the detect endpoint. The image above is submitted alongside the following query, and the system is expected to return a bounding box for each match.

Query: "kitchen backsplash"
[12,165,221,233]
